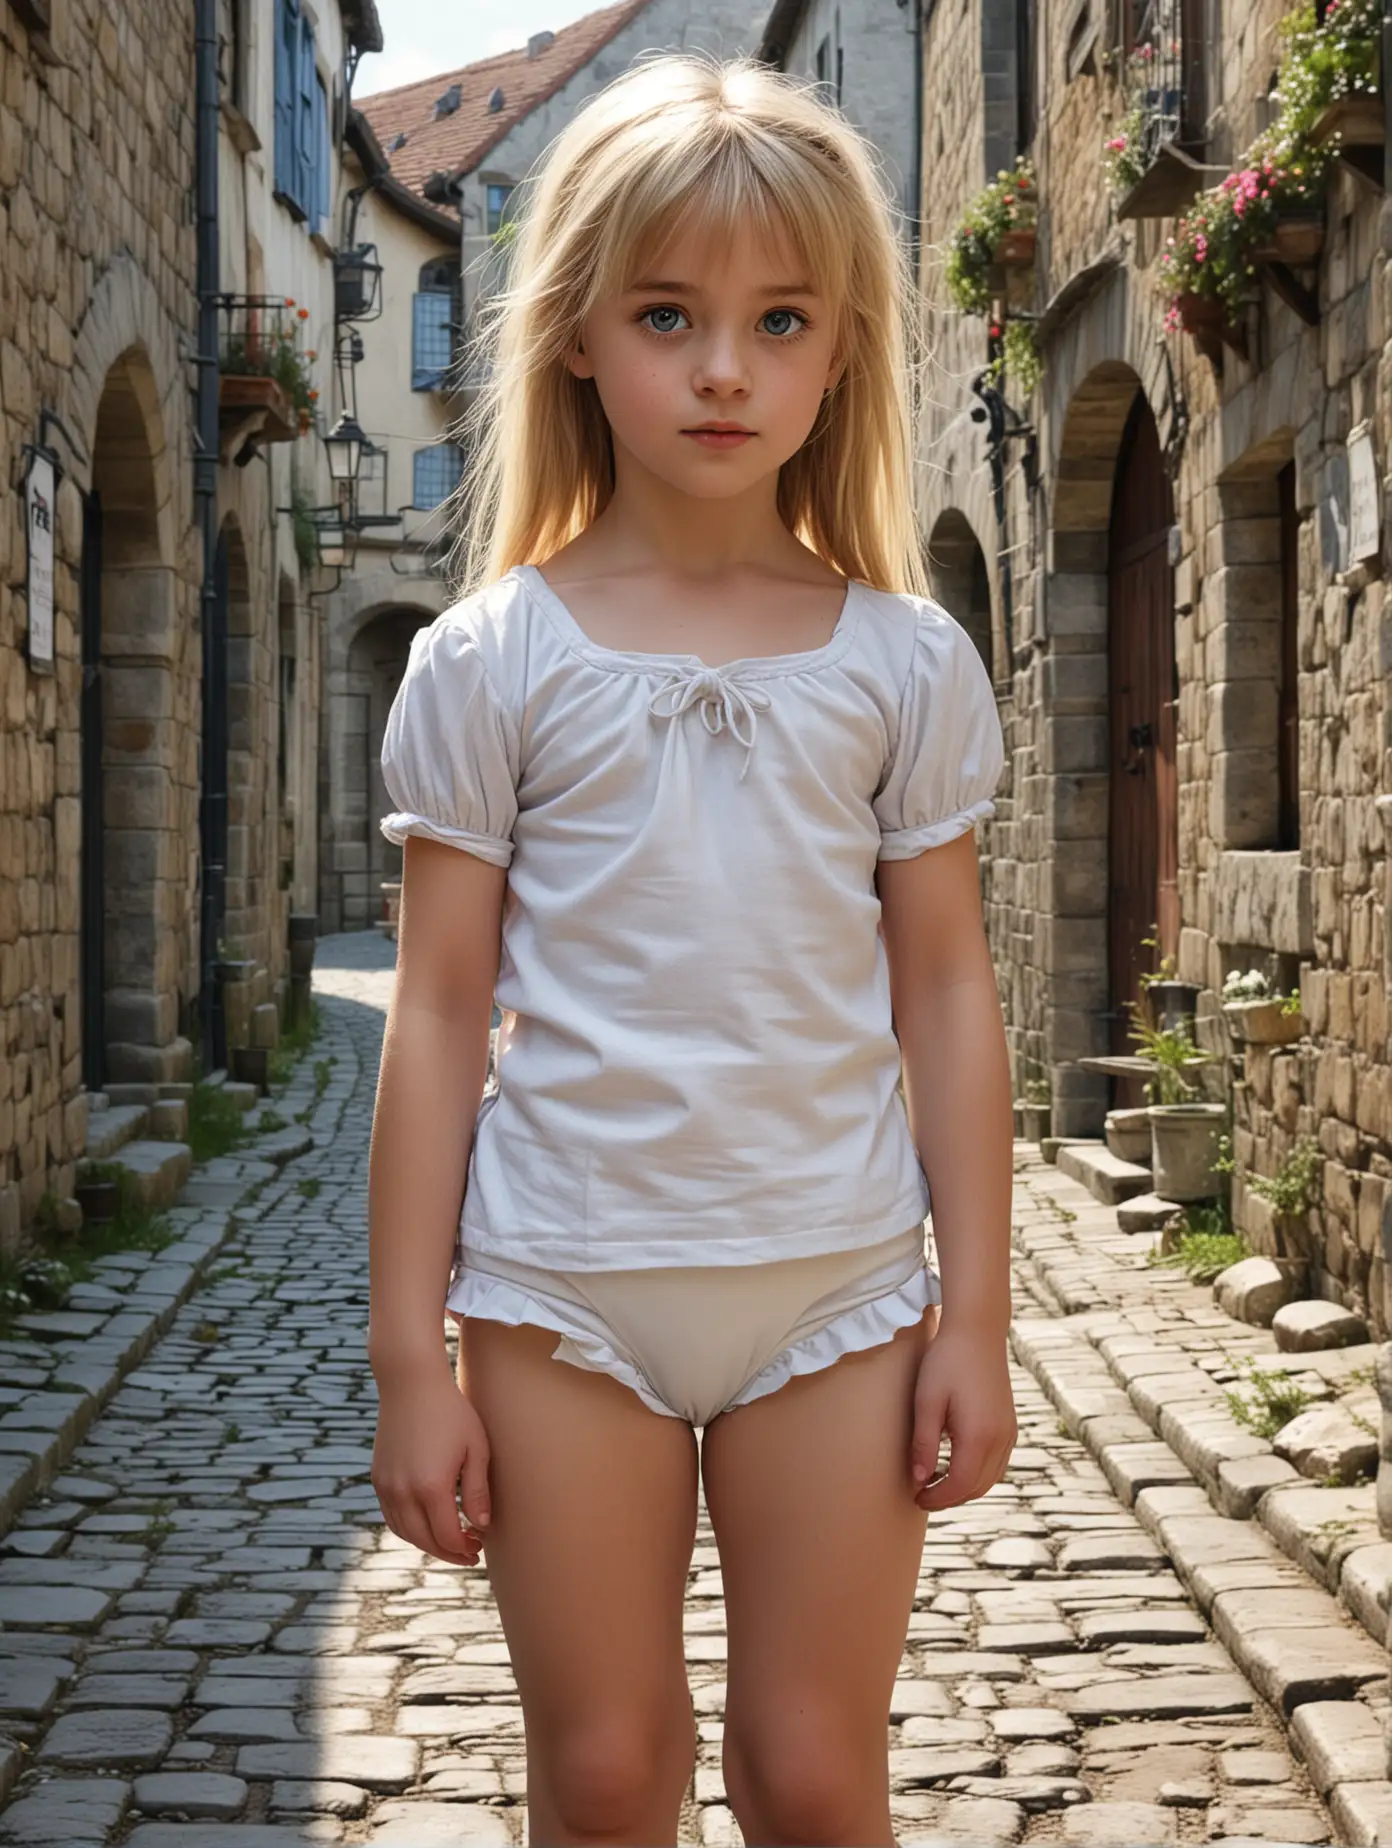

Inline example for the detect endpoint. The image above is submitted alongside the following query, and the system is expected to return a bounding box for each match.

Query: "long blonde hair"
[446,53,926,598]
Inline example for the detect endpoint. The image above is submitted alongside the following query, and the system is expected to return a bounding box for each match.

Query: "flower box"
[1221,999,1306,1046]
[1311,92,1384,149]
[992,227,1036,267]
[1249,215,1325,266]
[218,374,298,447]
[1174,292,1247,365]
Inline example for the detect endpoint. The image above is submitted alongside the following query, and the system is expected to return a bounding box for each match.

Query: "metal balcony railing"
[1117,0,1217,219]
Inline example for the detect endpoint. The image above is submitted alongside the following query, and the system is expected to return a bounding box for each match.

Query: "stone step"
[105,1141,193,1213]
[1055,1140,1153,1207]
[85,1104,151,1162]
[1116,1191,1184,1233]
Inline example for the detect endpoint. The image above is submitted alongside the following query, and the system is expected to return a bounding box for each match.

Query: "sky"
[356,0,605,95]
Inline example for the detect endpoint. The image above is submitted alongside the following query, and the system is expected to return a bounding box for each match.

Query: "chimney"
[527,29,556,57]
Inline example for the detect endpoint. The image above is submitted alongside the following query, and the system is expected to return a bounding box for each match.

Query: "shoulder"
[850,584,988,694]
[404,571,541,708]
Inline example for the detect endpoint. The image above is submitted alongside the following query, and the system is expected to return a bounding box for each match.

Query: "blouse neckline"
[511,563,865,681]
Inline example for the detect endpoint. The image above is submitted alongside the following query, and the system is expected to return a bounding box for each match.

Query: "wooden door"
[1108,393,1178,1068]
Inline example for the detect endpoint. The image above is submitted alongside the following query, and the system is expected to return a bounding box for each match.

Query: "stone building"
[758,0,921,236]
[325,0,769,934]
[0,0,379,1247]
[916,0,1392,1329]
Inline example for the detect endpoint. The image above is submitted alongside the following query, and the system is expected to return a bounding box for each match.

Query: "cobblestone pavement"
[0,932,1346,1845]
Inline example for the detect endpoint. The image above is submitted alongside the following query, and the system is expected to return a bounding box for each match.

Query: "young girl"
[368,52,1017,1848]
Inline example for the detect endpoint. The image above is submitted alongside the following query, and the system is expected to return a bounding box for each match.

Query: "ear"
[823,349,845,395]
[567,337,594,381]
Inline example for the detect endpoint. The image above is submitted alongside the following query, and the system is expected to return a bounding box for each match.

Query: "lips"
[683,424,755,448]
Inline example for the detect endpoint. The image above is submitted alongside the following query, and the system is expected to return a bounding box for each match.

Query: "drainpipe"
[194,0,226,1071]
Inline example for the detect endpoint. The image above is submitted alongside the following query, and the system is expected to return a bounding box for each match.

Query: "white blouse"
[381,563,1005,1272]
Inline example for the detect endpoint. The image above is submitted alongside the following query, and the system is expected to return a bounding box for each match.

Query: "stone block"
[1272,1298,1371,1350]
[104,986,176,1047]
[1210,751,1280,850]
[148,1098,188,1141]
[249,1002,279,1051]
[1213,1255,1304,1325]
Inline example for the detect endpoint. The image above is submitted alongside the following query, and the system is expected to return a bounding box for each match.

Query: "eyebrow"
[627,278,819,296]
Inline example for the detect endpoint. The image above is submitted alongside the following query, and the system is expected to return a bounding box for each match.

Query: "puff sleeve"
[379,616,519,868]
[873,603,1005,859]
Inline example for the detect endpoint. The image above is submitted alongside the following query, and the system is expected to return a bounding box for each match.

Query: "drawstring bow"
[647,666,771,781]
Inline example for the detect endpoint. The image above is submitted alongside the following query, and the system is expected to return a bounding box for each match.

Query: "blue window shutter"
[411,293,452,391]
[296,18,316,217]
[414,445,463,509]
[273,0,297,197]
[313,74,330,231]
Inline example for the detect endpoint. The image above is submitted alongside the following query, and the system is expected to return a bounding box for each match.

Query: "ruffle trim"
[726,1263,939,1415]
[445,1271,681,1419]
[444,1261,942,1426]
[379,810,514,867]
[877,796,997,861]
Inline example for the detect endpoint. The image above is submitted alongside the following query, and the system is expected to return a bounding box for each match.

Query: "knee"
[547,1711,693,1839]
[724,1710,879,1845]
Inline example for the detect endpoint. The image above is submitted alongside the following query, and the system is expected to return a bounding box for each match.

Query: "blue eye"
[761,309,805,337]
[641,306,688,334]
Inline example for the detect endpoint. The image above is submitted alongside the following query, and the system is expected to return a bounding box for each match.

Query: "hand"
[371,1362,492,1566]
[908,1321,1016,1512]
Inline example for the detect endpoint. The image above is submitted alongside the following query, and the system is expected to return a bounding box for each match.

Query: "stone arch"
[1043,359,1177,1134]
[321,571,444,933]
[83,342,188,1086]
[927,509,993,674]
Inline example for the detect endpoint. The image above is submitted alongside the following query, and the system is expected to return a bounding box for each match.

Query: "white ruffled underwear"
[445,1222,938,1427]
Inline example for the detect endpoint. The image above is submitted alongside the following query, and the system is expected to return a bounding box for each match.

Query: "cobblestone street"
[0,935,1358,1845]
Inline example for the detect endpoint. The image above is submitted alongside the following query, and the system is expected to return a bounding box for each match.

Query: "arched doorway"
[82,350,181,1088]
[324,606,435,931]
[927,509,993,673]
[1107,393,1178,1060]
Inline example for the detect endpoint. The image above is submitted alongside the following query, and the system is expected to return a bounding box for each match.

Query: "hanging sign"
[25,447,55,672]
[1348,421,1380,563]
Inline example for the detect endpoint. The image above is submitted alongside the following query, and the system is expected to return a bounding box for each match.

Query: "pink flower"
[1108,136,1128,151]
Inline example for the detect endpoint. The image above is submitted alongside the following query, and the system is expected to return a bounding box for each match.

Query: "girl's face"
[568,214,842,501]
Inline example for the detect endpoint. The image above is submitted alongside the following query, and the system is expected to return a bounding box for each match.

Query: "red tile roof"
[358,0,654,201]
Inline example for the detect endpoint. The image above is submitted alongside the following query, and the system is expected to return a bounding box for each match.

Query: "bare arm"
[877,828,1017,1507]
[368,834,507,1562]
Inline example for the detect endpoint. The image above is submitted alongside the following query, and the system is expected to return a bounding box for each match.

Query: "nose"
[691,325,751,398]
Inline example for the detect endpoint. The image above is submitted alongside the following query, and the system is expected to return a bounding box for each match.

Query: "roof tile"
[358,0,653,201]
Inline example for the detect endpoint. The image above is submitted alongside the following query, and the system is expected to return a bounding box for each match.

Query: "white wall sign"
[1348,421,1380,563]
[25,449,55,673]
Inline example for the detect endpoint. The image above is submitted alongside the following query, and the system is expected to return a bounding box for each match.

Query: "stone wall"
[916,0,1392,1330]
[0,1,201,1245]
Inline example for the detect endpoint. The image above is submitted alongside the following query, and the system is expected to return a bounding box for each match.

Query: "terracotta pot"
[993,226,1037,267]
[1149,1103,1227,1202]
[1174,293,1247,364]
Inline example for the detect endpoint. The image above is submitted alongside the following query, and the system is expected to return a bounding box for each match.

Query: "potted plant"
[220,298,320,443]
[1220,968,1307,1045]
[944,159,1043,392]
[1128,1003,1226,1202]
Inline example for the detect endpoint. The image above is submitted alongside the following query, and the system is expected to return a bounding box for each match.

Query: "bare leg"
[700,1307,938,1847]
[458,1318,700,1847]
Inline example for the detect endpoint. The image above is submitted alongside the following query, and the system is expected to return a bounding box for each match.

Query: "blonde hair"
[446,53,927,598]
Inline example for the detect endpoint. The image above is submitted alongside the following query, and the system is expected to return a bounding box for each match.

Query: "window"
[814,35,833,99]
[218,0,247,115]
[412,293,455,391]
[274,0,330,229]
[1015,0,1037,152]
[413,445,464,510]
[486,184,514,234]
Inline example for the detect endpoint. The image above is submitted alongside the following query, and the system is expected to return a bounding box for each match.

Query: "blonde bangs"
[445,55,926,600]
